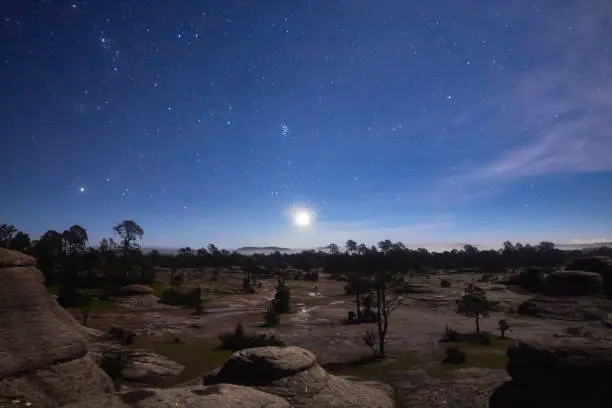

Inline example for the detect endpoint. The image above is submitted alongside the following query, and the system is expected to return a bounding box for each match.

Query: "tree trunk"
[355,286,361,319]
[376,285,386,358]
[475,314,480,335]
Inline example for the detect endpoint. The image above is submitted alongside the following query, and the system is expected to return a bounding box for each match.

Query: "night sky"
[1,1,611,250]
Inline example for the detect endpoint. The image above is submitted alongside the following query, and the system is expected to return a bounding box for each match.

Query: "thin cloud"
[462,2,612,182]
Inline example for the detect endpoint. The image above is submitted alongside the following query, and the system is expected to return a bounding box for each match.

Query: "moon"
[293,210,312,227]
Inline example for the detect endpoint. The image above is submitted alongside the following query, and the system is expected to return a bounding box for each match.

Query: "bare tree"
[372,272,404,358]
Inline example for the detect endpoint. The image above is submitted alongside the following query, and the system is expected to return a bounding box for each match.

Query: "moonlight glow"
[288,206,316,228]
[294,210,311,226]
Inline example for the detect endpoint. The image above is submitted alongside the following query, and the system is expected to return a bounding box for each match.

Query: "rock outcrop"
[0,248,120,408]
[90,343,184,384]
[489,340,612,408]
[543,270,603,296]
[566,257,612,298]
[203,346,395,408]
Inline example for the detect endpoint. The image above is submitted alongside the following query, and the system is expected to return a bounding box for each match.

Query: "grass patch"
[325,353,422,381]
[451,336,516,350]
[131,337,234,385]
[88,299,119,312]
[151,282,170,297]
[430,350,509,377]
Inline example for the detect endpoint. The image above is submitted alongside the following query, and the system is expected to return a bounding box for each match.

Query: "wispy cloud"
[462,2,612,182]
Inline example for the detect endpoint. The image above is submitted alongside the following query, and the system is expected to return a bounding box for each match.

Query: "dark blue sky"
[1,0,611,249]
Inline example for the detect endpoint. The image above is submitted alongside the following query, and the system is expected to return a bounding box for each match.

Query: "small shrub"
[347,310,357,322]
[274,284,291,314]
[440,279,451,288]
[217,323,285,352]
[122,330,136,345]
[478,274,492,283]
[498,319,511,338]
[100,350,129,388]
[362,328,378,356]
[263,301,280,327]
[194,302,205,315]
[57,285,87,308]
[442,346,466,364]
[107,326,135,345]
[517,301,538,317]
[441,325,460,342]
[242,278,256,294]
[470,332,492,345]
[303,271,319,281]
[160,287,202,308]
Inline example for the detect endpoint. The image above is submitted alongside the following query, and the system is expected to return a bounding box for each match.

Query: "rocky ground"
[81,271,612,361]
[4,247,612,407]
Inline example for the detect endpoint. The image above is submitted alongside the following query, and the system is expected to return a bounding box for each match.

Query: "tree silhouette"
[0,224,17,247]
[456,283,497,335]
[63,225,88,255]
[8,231,31,251]
[113,220,143,255]
[345,239,357,255]
[327,242,340,255]
[113,220,143,276]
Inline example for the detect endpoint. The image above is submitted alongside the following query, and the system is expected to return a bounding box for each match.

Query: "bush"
[441,325,461,342]
[362,328,378,356]
[263,301,280,327]
[302,271,319,281]
[274,284,290,314]
[517,300,538,317]
[100,350,129,388]
[217,323,285,352]
[107,326,136,345]
[469,331,492,345]
[160,286,202,308]
[440,279,451,288]
[57,285,87,308]
[442,346,466,364]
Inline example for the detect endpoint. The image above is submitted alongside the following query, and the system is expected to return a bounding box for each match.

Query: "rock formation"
[0,248,121,408]
[203,346,395,408]
[543,270,603,296]
[489,340,612,408]
[566,257,612,298]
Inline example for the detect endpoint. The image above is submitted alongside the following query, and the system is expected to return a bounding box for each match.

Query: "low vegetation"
[217,323,286,352]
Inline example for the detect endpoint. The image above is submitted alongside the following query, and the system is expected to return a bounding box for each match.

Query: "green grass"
[150,282,170,297]
[88,299,119,312]
[324,353,422,381]
[131,338,234,385]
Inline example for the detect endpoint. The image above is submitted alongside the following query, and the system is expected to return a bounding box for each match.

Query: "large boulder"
[90,343,185,385]
[543,270,603,296]
[0,248,120,408]
[566,257,612,298]
[203,346,394,408]
[489,340,612,408]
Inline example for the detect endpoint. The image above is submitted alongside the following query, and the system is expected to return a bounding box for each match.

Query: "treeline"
[1,222,611,289]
